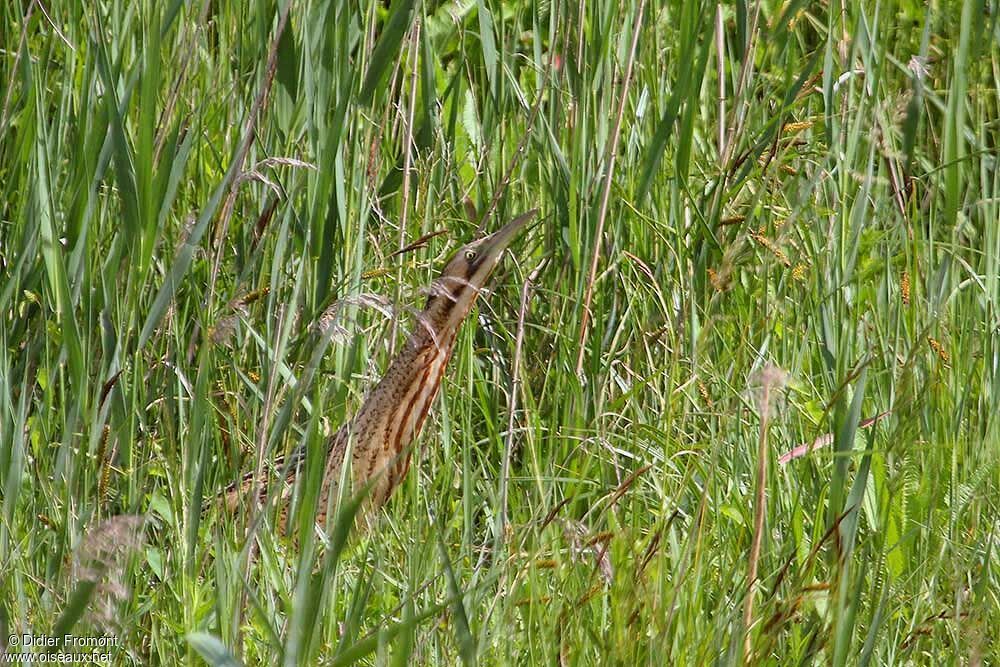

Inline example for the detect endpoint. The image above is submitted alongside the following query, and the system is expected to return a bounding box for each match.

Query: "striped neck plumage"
[344,209,537,461]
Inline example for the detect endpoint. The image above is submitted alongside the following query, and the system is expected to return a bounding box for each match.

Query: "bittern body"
[226,210,535,529]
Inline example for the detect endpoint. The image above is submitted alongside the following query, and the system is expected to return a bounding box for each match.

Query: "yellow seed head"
[782,120,814,134]
[752,232,792,267]
[698,380,713,407]
[927,336,949,363]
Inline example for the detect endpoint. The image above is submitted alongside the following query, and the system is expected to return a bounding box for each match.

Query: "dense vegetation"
[2,0,998,664]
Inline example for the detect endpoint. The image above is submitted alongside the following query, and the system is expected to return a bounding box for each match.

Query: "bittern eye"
[464,249,478,262]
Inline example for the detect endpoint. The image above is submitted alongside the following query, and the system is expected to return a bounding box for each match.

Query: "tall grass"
[1,0,998,664]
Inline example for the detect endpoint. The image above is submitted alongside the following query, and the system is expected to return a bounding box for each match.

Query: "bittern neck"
[348,308,466,462]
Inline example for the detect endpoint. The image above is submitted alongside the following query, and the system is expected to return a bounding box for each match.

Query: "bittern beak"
[475,209,538,268]
[423,208,538,336]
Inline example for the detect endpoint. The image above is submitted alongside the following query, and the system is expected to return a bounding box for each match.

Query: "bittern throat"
[226,209,536,529]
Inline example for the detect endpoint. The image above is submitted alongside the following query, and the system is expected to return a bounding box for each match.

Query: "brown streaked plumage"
[225,210,536,530]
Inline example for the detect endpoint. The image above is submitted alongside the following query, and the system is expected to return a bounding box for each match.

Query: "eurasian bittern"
[225,209,536,530]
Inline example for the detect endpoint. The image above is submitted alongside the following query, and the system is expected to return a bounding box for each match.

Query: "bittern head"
[421,209,537,338]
